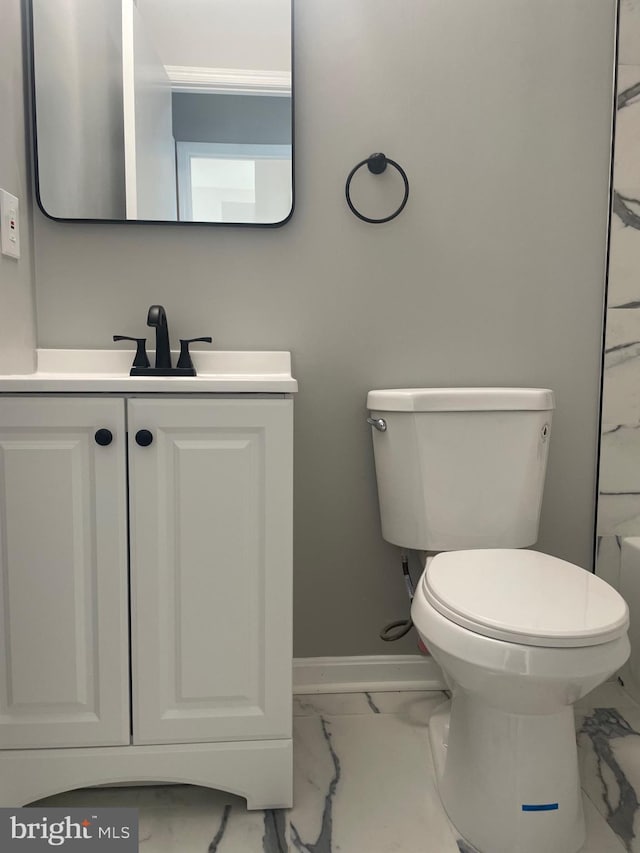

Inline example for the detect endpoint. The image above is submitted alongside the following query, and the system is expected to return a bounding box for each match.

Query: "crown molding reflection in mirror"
[28,0,294,227]
[165,66,292,97]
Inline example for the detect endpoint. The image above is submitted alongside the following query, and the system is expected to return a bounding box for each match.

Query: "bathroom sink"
[0,349,297,393]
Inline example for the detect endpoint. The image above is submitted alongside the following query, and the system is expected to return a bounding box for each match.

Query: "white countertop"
[0,350,298,393]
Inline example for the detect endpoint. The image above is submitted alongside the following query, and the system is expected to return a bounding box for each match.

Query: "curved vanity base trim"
[0,739,293,811]
[429,699,585,853]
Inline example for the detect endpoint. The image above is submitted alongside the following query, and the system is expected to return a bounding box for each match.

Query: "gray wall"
[0,0,36,373]
[172,93,291,145]
[32,0,616,656]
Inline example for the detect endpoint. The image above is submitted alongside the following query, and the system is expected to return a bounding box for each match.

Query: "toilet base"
[429,696,585,853]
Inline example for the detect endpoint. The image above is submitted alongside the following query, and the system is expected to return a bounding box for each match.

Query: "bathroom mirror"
[28,0,293,226]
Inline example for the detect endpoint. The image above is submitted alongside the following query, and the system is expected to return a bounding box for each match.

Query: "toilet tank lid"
[366,387,555,412]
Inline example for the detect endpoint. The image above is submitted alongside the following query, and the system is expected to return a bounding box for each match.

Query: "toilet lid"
[423,550,628,648]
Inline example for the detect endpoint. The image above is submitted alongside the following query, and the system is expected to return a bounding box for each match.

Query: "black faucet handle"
[113,335,150,368]
[177,337,213,370]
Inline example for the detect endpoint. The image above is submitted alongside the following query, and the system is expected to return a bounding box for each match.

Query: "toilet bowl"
[366,387,630,853]
[411,549,629,853]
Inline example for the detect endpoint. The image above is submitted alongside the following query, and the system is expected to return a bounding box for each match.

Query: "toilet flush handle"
[367,417,387,432]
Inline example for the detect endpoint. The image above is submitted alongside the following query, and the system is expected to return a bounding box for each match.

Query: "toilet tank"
[367,388,555,551]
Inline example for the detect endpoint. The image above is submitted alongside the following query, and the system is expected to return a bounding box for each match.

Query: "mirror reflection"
[30,0,293,225]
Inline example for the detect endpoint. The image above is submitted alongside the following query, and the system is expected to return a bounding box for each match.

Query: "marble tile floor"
[33,684,640,853]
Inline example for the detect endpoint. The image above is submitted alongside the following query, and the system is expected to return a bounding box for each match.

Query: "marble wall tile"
[615,67,640,186]
[620,2,640,66]
[598,494,640,537]
[597,536,624,590]
[604,309,640,372]
[609,206,640,308]
[600,426,640,494]
[599,0,640,605]
[599,170,640,558]
[601,354,640,428]
[599,187,640,557]
[600,308,640,428]
[607,67,640,308]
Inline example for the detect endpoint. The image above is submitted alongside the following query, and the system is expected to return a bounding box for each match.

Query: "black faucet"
[147,305,171,369]
[114,305,211,376]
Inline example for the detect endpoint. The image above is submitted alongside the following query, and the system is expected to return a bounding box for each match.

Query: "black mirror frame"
[25,0,295,229]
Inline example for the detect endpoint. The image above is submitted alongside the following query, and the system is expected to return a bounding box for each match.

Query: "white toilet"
[367,387,630,853]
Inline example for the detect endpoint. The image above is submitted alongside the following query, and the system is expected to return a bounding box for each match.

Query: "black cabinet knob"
[95,428,113,446]
[135,429,153,447]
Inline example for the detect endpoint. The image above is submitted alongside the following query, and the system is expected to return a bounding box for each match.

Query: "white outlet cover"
[0,189,20,259]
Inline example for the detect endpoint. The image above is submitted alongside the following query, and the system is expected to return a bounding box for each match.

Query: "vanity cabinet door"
[128,398,293,745]
[0,398,130,749]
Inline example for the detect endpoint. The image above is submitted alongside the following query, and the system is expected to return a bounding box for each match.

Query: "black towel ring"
[345,152,410,224]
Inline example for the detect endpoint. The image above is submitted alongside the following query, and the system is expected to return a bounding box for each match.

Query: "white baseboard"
[292,654,446,695]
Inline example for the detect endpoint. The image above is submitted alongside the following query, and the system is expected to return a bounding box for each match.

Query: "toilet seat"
[423,549,628,648]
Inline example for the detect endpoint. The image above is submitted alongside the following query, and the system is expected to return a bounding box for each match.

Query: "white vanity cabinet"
[0,391,293,810]
[128,397,293,745]
[0,398,129,750]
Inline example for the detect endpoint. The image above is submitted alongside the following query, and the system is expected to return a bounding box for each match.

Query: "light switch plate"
[0,189,20,259]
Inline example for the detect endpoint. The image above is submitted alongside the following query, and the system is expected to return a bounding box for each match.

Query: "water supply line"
[379,554,415,642]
